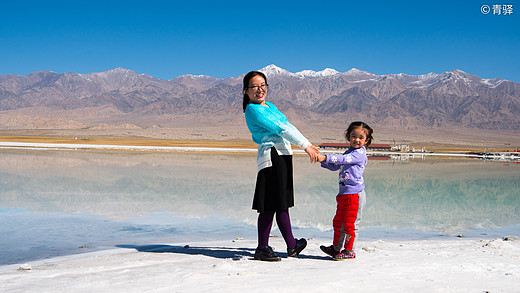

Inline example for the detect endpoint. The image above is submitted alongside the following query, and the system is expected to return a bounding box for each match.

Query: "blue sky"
[1,0,519,82]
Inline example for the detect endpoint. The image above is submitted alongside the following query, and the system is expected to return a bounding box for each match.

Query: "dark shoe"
[320,245,339,257]
[287,238,307,257]
[254,246,281,262]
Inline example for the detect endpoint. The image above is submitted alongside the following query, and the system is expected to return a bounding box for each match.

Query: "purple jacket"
[321,146,367,195]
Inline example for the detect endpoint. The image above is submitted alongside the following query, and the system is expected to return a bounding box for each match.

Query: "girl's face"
[245,75,268,106]
[348,127,368,149]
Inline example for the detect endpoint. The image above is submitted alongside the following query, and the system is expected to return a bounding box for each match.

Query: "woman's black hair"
[345,121,374,147]
[242,71,268,112]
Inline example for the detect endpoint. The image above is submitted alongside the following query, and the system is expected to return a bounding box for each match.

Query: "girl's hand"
[317,154,326,163]
[304,145,320,163]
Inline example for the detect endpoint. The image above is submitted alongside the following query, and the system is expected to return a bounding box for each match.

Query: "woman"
[243,70,319,261]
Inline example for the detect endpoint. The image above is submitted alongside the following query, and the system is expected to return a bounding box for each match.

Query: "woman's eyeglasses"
[248,84,269,91]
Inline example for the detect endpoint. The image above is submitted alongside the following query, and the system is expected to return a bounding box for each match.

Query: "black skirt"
[252,147,294,213]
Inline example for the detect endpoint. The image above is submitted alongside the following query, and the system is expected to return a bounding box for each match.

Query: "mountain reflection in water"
[1,149,519,233]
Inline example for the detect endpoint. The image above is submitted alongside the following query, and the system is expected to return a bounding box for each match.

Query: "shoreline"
[1,139,519,162]
[2,222,519,268]
[1,134,519,153]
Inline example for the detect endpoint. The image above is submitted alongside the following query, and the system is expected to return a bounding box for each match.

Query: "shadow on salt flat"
[117,244,255,259]
[116,244,330,260]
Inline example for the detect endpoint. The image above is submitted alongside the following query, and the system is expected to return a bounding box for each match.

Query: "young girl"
[317,121,373,260]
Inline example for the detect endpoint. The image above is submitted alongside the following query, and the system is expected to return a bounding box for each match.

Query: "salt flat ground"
[1,237,519,293]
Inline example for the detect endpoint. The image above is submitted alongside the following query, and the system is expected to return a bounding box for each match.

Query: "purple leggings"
[257,210,297,250]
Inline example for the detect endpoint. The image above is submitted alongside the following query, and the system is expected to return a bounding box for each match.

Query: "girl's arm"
[325,148,366,166]
[318,154,341,171]
[319,148,366,170]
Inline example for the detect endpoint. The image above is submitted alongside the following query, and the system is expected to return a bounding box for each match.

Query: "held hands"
[317,153,326,163]
[304,145,320,163]
[304,145,327,163]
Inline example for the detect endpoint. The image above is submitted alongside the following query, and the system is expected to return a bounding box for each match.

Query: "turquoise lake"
[1,149,519,265]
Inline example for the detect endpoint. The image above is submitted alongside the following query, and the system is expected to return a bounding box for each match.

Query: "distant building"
[319,143,392,151]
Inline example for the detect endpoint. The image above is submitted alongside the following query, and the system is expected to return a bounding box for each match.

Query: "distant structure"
[319,143,392,151]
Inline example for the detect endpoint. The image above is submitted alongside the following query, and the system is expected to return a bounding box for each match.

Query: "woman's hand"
[304,145,320,163]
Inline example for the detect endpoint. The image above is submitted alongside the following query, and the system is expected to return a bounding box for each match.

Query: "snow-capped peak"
[418,72,439,80]
[449,69,469,80]
[482,78,505,88]
[259,65,341,79]
[100,67,135,76]
[80,67,137,80]
[108,67,133,74]
[342,68,379,82]
[178,74,214,79]
[344,68,376,76]
[295,68,340,78]
[258,64,296,77]
[433,69,480,85]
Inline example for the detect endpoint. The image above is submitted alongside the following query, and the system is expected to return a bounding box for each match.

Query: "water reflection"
[0,149,259,222]
[1,149,519,235]
[296,158,520,235]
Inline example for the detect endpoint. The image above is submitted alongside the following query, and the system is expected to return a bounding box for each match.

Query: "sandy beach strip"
[3,135,519,160]
[0,136,260,153]
[0,141,259,153]
[1,236,519,292]
[0,141,498,159]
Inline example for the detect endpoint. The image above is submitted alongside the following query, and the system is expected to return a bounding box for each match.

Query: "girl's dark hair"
[345,121,374,147]
[242,71,268,112]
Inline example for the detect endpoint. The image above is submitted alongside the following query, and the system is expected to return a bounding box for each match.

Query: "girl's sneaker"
[333,250,356,260]
[320,245,356,260]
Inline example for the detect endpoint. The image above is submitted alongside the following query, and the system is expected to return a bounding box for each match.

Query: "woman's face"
[245,75,268,106]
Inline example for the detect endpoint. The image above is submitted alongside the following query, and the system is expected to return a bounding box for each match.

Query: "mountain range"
[1,65,519,134]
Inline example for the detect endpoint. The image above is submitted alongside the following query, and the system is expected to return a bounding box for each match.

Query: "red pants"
[333,193,359,251]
